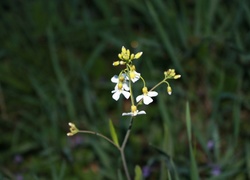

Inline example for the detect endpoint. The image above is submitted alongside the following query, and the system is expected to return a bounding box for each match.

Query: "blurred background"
[0,0,250,179]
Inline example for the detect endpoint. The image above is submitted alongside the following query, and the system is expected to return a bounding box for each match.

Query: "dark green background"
[0,0,249,179]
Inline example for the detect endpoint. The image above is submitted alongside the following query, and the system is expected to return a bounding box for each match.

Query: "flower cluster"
[67,122,79,136]
[111,46,181,116]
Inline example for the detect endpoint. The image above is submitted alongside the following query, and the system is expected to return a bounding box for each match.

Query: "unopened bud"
[120,61,126,65]
[135,52,143,59]
[167,86,172,95]
[118,82,123,89]
[131,105,137,112]
[174,75,181,79]
[130,53,135,60]
[142,87,148,94]
[113,61,120,66]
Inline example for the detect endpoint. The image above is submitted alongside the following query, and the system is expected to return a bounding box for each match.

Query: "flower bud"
[120,61,126,65]
[118,54,122,60]
[135,52,143,59]
[174,75,181,79]
[118,82,123,89]
[113,61,120,66]
[67,122,79,136]
[131,105,137,112]
[130,53,135,60]
[119,75,125,82]
[142,87,148,94]
[167,86,172,95]
[130,71,135,79]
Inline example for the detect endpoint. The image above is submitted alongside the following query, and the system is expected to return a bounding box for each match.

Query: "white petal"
[111,75,119,83]
[148,91,158,97]
[123,82,130,91]
[122,91,131,99]
[131,76,140,83]
[122,112,132,116]
[143,96,153,105]
[112,91,121,101]
[136,95,144,102]
[137,110,146,115]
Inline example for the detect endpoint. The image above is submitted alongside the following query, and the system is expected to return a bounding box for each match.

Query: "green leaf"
[134,165,142,180]
[186,102,199,180]
[109,119,119,147]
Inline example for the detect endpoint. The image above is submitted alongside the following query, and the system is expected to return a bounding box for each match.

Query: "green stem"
[150,79,165,91]
[120,117,134,180]
[78,130,119,149]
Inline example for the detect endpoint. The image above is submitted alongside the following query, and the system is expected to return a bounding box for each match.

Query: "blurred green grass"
[0,0,250,179]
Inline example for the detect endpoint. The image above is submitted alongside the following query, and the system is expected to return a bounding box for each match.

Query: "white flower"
[129,65,140,83]
[122,110,146,116]
[136,87,158,105]
[111,83,130,101]
[122,105,146,116]
[111,74,129,91]
[129,70,140,83]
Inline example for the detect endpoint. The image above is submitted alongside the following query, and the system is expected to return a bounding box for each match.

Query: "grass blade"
[134,165,143,180]
[186,102,199,180]
[109,119,120,147]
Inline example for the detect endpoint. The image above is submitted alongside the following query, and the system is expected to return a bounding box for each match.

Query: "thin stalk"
[78,130,119,149]
[120,117,134,180]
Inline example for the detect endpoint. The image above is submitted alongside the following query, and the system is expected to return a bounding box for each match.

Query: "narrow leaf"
[134,165,142,180]
[186,102,199,180]
[109,119,119,147]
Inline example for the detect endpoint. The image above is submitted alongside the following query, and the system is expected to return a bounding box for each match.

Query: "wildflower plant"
[67,46,181,179]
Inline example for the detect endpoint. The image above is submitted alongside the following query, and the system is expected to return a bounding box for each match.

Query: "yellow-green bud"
[120,61,126,65]
[131,65,136,71]
[170,69,176,77]
[118,54,122,60]
[134,52,143,59]
[142,87,148,94]
[131,105,137,112]
[167,86,172,95]
[119,75,125,82]
[174,75,181,79]
[67,122,79,136]
[122,46,126,54]
[130,53,135,60]
[130,71,135,79]
[118,82,123,89]
[113,61,120,66]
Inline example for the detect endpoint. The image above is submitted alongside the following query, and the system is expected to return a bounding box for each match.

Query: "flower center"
[118,82,123,90]
[131,105,137,113]
[142,87,148,95]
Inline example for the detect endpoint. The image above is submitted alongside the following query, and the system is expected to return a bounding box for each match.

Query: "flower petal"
[136,95,144,102]
[143,96,153,105]
[123,83,130,91]
[112,91,121,101]
[122,91,131,99]
[137,110,146,115]
[148,91,158,97]
[111,75,119,83]
[122,112,132,116]
[131,72,141,83]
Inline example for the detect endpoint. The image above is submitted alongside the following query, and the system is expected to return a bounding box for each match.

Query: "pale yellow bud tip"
[174,75,181,79]
[113,61,120,66]
[67,122,79,136]
[135,52,143,59]
[67,132,73,136]
[120,61,126,65]
[167,86,172,95]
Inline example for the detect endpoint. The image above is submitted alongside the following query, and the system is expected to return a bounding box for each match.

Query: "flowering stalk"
[67,46,181,179]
